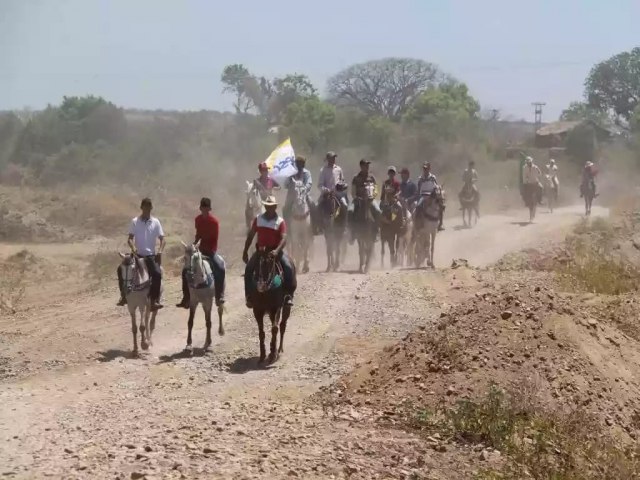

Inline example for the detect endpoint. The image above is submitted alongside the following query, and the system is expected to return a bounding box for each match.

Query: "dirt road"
[0,205,607,479]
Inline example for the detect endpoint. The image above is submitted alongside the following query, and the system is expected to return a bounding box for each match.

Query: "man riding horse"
[415,162,444,231]
[522,156,543,204]
[580,161,598,199]
[399,167,418,213]
[317,151,348,219]
[459,160,479,206]
[350,158,381,242]
[176,197,226,309]
[253,162,281,201]
[283,156,313,224]
[117,197,165,311]
[381,166,407,225]
[243,195,296,308]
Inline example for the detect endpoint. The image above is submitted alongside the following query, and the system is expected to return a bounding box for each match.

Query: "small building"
[535,120,614,148]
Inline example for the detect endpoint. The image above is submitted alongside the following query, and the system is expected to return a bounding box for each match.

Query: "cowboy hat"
[262,195,278,206]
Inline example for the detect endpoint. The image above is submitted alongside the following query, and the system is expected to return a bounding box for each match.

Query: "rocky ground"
[4,203,635,479]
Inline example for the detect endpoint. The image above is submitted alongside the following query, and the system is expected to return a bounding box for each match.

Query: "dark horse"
[248,249,294,364]
[581,180,596,216]
[319,193,346,272]
[379,198,406,268]
[460,182,480,228]
[352,184,377,274]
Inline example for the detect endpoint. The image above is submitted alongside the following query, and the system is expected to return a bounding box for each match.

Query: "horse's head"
[118,252,149,289]
[254,249,282,293]
[182,240,209,286]
[364,183,375,200]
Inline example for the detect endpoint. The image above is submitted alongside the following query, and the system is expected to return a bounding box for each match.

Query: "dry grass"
[410,383,640,480]
[86,251,118,282]
[0,250,29,314]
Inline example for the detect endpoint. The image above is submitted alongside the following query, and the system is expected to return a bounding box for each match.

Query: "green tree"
[586,47,640,120]
[403,81,479,123]
[327,58,446,119]
[566,123,597,165]
[559,101,608,122]
[284,97,335,153]
[221,64,257,114]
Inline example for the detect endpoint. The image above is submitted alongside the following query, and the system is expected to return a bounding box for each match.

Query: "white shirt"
[129,216,164,256]
[523,164,541,185]
[318,165,344,191]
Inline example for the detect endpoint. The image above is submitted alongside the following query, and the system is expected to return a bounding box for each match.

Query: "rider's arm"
[156,220,166,255]
[275,221,287,254]
[127,234,136,254]
[243,221,257,256]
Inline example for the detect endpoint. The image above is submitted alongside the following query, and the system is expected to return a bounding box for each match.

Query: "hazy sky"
[1,0,638,120]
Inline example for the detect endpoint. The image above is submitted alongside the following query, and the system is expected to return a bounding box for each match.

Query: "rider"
[117,197,165,311]
[458,160,478,208]
[381,166,406,224]
[350,158,381,241]
[399,167,418,212]
[283,155,313,223]
[242,195,296,308]
[580,161,598,198]
[522,156,543,204]
[176,197,226,309]
[253,162,281,201]
[415,162,444,230]
[318,151,347,208]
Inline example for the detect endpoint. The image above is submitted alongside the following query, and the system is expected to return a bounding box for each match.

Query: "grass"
[409,383,640,480]
[86,251,118,282]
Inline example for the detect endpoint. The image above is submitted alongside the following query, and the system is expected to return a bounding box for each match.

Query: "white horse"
[245,180,264,231]
[413,194,440,268]
[118,253,161,356]
[181,241,225,353]
[287,179,313,273]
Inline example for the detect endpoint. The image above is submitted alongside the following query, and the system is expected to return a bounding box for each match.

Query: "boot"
[175,298,190,309]
[117,296,127,307]
[150,301,164,311]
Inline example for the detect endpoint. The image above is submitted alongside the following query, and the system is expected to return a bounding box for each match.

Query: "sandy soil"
[0,204,608,479]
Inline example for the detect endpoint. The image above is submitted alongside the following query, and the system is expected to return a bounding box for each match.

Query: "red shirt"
[195,213,219,254]
[251,214,286,249]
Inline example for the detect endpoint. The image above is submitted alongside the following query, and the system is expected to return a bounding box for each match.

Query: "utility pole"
[532,102,546,133]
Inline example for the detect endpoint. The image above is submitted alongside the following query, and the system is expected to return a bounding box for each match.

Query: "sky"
[1,0,638,121]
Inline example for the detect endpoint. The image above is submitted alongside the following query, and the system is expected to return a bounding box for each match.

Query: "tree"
[403,81,480,123]
[221,64,257,114]
[327,58,446,119]
[560,101,608,122]
[283,97,335,153]
[268,74,317,124]
[585,47,640,120]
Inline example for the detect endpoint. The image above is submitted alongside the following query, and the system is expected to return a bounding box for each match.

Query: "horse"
[118,253,160,356]
[460,183,480,227]
[287,180,313,274]
[582,180,595,216]
[543,174,558,213]
[245,180,264,231]
[379,197,406,269]
[248,249,294,364]
[319,192,346,272]
[413,194,440,268]
[352,184,377,274]
[181,241,225,353]
[522,183,540,222]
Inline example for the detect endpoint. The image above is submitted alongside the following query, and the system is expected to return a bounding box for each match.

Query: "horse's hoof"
[183,345,193,354]
[218,328,225,337]
[267,353,278,364]
[258,356,266,365]
[141,341,149,351]
[203,341,212,351]
[131,349,139,358]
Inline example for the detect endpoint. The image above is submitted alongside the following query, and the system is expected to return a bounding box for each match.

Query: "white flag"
[264,138,297,185]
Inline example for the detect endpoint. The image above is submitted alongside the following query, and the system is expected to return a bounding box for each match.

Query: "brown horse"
[380,198,406,268]
[247,249,294,364]
[319,193,346,272]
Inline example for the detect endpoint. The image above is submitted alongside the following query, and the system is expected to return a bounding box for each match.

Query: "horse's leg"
[217,303,225,336]
[148,310,157,346]
[185,305,195,353]
[130,307,138,356]
[267,308,280,364]
[278,305,290,354]
[430,230,436,268]
[203,304,212,351]
[256,310,266,364]
[140,303,148,351]
[380,232,385,268]
[324,234,332,272]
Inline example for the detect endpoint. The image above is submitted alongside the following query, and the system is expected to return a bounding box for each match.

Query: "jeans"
[117,255,161,302]
[244,250,296,298]
[181,253,226,303]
